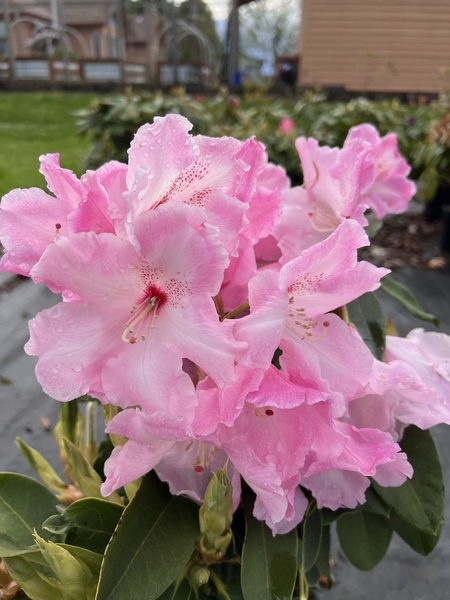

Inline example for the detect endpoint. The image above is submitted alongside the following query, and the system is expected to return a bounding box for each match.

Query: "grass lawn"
[0,91,100,198]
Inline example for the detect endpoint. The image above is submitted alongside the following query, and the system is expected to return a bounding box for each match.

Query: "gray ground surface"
[0,264,449,599]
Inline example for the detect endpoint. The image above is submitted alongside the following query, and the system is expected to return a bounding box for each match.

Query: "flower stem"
[224,301,250,320]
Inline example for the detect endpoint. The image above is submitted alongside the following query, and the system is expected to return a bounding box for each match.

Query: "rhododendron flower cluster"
[2,115,449,535]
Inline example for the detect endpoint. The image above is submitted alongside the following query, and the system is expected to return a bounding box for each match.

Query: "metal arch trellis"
[9,15,90,57]
[158,19,215,65]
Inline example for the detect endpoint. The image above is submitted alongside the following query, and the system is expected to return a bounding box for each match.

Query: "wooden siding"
[299,0,450,93]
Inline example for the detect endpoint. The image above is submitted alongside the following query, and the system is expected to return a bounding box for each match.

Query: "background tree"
[239,0,301,79]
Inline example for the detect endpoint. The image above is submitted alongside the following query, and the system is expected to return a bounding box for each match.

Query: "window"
[92,32,101,58]
[108,35,120,58]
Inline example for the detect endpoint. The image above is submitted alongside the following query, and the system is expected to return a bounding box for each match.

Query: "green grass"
[0,91,100,198]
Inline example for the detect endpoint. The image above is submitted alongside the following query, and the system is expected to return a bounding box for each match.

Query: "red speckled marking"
[161,160,212,208]
[139,262,193,307]
[288,272,325,294]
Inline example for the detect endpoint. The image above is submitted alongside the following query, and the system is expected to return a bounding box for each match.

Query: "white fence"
[0,57,148,84]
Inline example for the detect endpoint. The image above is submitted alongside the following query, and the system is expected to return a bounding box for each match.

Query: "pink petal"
[102,337,197,417]
[31,232,141,306]
[68,171,116,235]
[101,440,174,496]
[25,302,124,402]
[302,470,370,510]
[0,187,72,277]
[39,153,83,208]
[126,114,196,217]
[279,219,389,317]
[372,452,413,487]
[234,269,287,369]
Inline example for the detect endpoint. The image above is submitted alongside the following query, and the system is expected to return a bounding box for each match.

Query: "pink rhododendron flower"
[344,123,417,218]
[26,203,243,413]
[278,117,295,136]
[271,127,415,262]
[1,113,445,540]
[0,154,128,284]
[349,329,450,436]
[234,218,388,371]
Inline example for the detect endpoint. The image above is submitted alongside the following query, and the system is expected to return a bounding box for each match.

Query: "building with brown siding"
[299,0,450,94]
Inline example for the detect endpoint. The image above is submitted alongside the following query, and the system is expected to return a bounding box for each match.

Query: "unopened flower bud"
[189,565,210,586]
[2,555,62,600]
[34,533,92,600]
[198,469,233,563]
[15,437,66,495]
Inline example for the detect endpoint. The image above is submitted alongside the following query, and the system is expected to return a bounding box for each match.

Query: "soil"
[359,208,447,270]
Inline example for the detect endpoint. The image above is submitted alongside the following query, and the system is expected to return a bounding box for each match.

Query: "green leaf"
[297,504,322,572]
[380,277,439,327]
[362,487,390,517]
[372,426,444,535]
[387,511,442,556]
[95,471,199,600]
[346,292,386,360]
[0,473,58,557]
[157,578,192,599]
[62,438,122,506]
[241,497,298,600]
[336,511,392,571]
[319,507,348,525]
[314,525,330,582]
[305,565,320,588]
[43,498,123,554]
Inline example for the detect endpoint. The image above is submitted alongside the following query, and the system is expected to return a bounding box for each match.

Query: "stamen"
[308,205,340,233]
[286,305,330,343]
[122,296,159,343]
[55,223,62,234]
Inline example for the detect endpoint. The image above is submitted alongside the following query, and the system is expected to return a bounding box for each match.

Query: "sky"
[205,0,230,21]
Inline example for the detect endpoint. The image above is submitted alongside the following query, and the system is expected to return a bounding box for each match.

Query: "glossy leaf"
[314,525,331,584]
[380,276,439,327]
[388,511,443,556]
[362,487,390,517]
[336,510,392,571]
[319,507,348,525]
[95,471,199,600]
[346,292,386,360]
[241,497,298,600]
[43,498,123,554]
[305,565,320,588]
[154,578,192,600]
[297,504,322,573]
[373,426,444,535]
[0,473,58,557]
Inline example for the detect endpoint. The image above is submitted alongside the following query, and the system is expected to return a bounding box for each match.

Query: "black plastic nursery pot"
[441,205,450,253]
[423,184,450,222]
